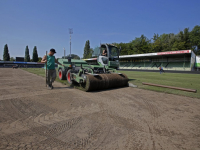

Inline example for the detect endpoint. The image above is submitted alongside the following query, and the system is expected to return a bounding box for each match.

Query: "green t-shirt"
[44,55,55,70]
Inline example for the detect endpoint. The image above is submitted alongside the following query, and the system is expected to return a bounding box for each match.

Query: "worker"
[41,48,64,89]
[159,66,165,74]
[102,48,107,56]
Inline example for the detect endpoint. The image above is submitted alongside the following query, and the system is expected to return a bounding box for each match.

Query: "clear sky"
[0,0,199,59]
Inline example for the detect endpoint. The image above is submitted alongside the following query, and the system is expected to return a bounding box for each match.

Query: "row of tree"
[82,25,200,59]
[114,25,200,55]
[24,45,39,62]
[2,44,41,62]
[2,44,81,61]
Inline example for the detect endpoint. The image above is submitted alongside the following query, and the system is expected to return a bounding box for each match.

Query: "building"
[119,50,197,71]
[196,55,200,71]
[0,61,46,68]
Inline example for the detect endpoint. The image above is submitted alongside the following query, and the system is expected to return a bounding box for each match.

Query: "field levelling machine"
[58,43,128,91]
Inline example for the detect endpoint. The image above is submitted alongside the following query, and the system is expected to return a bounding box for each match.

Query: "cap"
[50,48,56,53]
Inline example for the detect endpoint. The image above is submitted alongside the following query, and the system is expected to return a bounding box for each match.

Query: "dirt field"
[0,68,200,150]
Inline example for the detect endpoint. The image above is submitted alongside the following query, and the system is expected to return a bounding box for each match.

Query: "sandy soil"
[0,68,200,150]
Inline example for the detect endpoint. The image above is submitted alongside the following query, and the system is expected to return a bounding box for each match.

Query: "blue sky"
[0,0,199,59]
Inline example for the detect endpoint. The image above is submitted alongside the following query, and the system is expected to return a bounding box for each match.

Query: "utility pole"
[63,48,65,59]
[69,28,73,58]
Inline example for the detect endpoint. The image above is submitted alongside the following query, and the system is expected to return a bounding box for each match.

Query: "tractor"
[57,43,128,91]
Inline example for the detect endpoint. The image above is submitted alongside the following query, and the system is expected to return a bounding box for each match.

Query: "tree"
[38,57,42,62]
[32,46,38,62]
[10,57,15,61]
[127,35,151,54]
[183,28,191,49]
[152,34,162,52]
[88,48,93,58]
[8,52,10,61]
[62,54,80,59]
[114,42,128,55]
[25,46,30,62]
[83,40,93,59]
[190,25,200,54]
[139,34,151,53]
[3,44,10,61]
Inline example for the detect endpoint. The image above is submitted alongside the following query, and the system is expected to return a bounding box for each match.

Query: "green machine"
[57,43,128,91]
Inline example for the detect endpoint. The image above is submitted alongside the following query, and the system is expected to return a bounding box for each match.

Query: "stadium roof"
[0,61,44,64]
[119,50,191,59]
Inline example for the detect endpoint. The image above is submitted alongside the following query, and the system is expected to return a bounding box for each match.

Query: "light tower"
[63,47,65,59]
[69,28,73,58]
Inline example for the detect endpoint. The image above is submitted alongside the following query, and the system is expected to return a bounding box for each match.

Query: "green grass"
[120,70,200,99]
[22,68,200,99]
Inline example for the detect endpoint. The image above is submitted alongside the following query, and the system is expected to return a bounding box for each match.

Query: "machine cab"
[98,44,120,69]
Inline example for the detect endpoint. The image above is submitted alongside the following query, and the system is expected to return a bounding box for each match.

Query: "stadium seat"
[119,61,191,71]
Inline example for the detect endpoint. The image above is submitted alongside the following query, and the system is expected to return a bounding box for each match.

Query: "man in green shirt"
[41,49,64,89]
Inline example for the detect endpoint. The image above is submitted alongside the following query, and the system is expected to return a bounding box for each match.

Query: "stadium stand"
[119,61,191,71]
[73,50,199,72]
[0,61,57,68]
[119,50,197,71]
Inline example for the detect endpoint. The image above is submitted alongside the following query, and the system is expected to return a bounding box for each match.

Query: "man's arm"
[55,58,64,66]
[102,50,106,56]
[41,55,47,63]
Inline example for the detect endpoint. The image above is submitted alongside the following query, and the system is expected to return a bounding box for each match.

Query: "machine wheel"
[66,69,73,85]
[58,69,66,80]
[81,73,129,92]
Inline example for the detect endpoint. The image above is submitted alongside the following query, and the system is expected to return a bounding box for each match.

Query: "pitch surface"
[0,68,199,149]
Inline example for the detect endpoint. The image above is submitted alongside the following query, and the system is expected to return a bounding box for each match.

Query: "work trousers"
[46,69,57,85]
[160,69,165,74]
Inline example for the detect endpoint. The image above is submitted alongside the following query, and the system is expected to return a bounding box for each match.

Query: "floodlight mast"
[69,28,73,58]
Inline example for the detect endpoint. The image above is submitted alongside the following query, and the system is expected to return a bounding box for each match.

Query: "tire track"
[0,117,82,149]
[0,89,68,101]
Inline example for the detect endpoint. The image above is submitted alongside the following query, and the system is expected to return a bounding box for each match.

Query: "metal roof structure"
[119,50,192,59]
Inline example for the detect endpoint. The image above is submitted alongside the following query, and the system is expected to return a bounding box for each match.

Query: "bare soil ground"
[0,68,200,150]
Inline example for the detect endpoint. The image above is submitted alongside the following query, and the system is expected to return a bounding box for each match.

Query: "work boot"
[49,83,54,89]
[48,84,52,90]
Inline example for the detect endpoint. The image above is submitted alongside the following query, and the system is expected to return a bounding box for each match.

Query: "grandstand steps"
[120,61,191,71]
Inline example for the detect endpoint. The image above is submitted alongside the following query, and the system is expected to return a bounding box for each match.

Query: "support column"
[184,55,185,70]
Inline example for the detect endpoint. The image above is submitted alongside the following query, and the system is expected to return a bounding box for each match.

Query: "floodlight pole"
[63,48,65,59]
[69,28,73,58]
